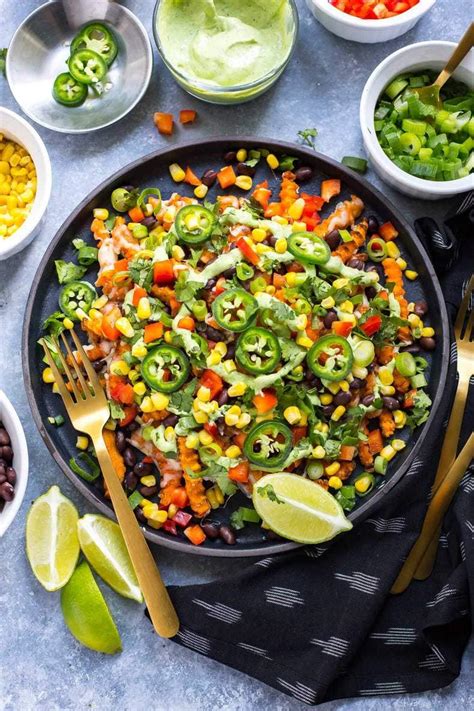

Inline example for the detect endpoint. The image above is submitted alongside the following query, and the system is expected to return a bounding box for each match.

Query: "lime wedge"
[61,561,122,654]
[26,485,80,591]
[77,514,143,603]
[253,473,353,544]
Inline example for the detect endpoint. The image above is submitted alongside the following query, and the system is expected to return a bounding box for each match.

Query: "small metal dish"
[6,0,153,134]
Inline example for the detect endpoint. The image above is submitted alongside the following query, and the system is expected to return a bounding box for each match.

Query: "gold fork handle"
[93,435,179,638]
[435,22,474,88]
[431,373,470,492]
[391,433,474,595]
[413,528,440,581]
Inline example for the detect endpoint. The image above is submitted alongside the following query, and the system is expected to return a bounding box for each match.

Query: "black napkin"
[164,193,474,705]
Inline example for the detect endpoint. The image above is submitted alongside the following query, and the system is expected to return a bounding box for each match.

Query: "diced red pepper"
[173,510,193,528]
[119,405,138,428]
[179,109,197,125]
[236,236,260,266]
[217,165,236,189]
[379,221,399,241]
[332,320,353,337]
[184,524,206,545]
[101,306,121,341]
[132,286,147,307]
[128,206,145,223]
[293,426,308,444]
[252,180,272,210]
[109,377,135,406]
[199,369,224,399]
[171,487,189,509]
[321,179,341,203]
[228,461,250,483]
[184,166,201,187]
[253,389,277,414]
[144,322,164,344]
[153,259,175,285]
[162,519,178,535]
[361,314,382,336]
[154,112,174,136]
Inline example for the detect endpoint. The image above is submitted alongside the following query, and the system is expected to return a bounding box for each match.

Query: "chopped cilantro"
[297,128,318,150]
[128,258,154,290]
[258,484,283,504]
[54,260,87,285]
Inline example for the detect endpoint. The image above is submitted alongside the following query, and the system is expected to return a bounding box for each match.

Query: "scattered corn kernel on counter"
[0,134,37,239]
[38,145,436,547]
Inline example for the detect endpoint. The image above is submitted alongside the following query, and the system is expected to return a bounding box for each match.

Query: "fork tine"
[463,307,474,342]
[454,274,474,337]
[60,331,89,396]
[69,329,102,393]
[50,337,82,400]
[40,339,74,409]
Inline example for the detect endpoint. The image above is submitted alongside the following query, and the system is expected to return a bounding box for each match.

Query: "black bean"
[124,472,138,491]
[135,507,147,524]
[126,421,140,433]
[115,430,126,453]
[382,396,399,411]
[92,359,106,372]
[295,166,313,183]
[414,300,428,317]
[0,429,10,447]
[162,414,179,428]
[347,258,365,271]
[367,361,376,372]
[323,310,338,329]
[419,337,436,351]
[265,529,283,540]
[0,474,5,485]
[134,460,153,476]
[222,267,236,279]
[350,377,364,390]
[225,342,236,360]
[140,485,158,497]
[396,393,405,405]
[362,394,375,407]
[305,371,318,384]
[223,151,237,163]
[123,447,136,468]
[215,416,225,436]
[142,216,158,230]
[0,446,12,464]
[400,344,420,354]
[6,467,16,486]
[201,522,219,539]
[325,230,341,250]
[0,462,5,478]
[201,169,217,187]
[366,264,384,280]
[0,482,14,502]
[205,278,216,290]
[365,286,377,300]
[217,389,229,407]
[322,404,335,417]
[267,234,278,247]
[367,216,379,235]
[205,325,224,342]
[334,391,352,406]
[236,162,255,177]
[219,525,236,545]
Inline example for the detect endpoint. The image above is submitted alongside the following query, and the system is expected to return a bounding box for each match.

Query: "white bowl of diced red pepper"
[306,0,436,43]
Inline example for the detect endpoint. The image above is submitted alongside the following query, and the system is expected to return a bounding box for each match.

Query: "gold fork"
[391,275,474,593]
[41,329,179,638]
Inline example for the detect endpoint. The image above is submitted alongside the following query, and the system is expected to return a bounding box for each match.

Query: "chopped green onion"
[236,262,254,281]
[341,156,368,174]
[395,351,417,377]
[47,414,65,427]
[128,490,144,510]
[69,452,100,482]
[339,229,353,243]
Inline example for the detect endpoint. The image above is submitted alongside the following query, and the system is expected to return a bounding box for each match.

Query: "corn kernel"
[167,504,178,519]
[93,208,109,220]
[110,360,130,376]
[339,300,354,313]
[321,296,335,309]
[285,272,297,287]
[207,351,222,366]
[421,327,434,338]
[92,295,108,309]
[296,314,308,330]
[235,175,253,191]
[333,278,349,290]
[163,330,173,344]
[380,445,396,461]
[352,365,368,379]
[265,285,276,295]
[140,396,154,413]
[227,405,241,415]
[296,334,313,349]
[194,410,208,424]
[380,385,396,396]
[320,393,333,405]
[131,342,148,359]
[378,367,394,386]
[339,380,350,392]
[133,381,147,396]
[171,244,185,261]
[194,183,208,199]
[331,405,346,422]
[169,163,185,182]
[76,436,89,451]
[225,412,239,427]
[312,445,326,459]
[206,488,219,509]
[63,317,74,330]
[197,386,211,402]
[223,359,236,373]
[211,342,225,357]
[115,317,134,338]
[236,412,251,429]
[236,148,248,162]
[355,476,372,494]
[288,198,305,220]
[328,475,343,489]
[326,463,341,477]
[326,381,341,395]
[393,410,407,428]
[251,227,267,243]
[405,270,418,280]
[146,509,168,527]
[386,241,400,259]
[228,382,247,397]
[274,238,288,254]
[291,221,306,232]
[255,243,270,254]
[183,433,199,452]
[272,216,288,225]
[42,367,55,384]
[396,258,407,270]
[408,314,421,328]
[136,297,151,320]
[140,475,156,487]
[284,406,301,424]
[225,445,241,458]
[391,438,406,452]
[266,153,279,170]
[150,393,170,411]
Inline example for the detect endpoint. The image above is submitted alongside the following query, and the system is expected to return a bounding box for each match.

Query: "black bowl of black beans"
[0,393,29,537]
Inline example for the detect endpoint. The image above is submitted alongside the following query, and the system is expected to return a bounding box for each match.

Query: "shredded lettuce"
[150,425,177,458]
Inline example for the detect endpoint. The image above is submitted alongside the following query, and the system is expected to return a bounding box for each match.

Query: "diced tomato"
[293,426,307,444]
[184,166,201,187]
[184,524,206,545]
[253,390,277,414]
[144,322,164,344]
[332,320,353,337]
[173,510,193,528]
[128,206,145,223]
[361,314,382,336]
[302,214,321,231]
[101,306,122,341]
[153,259,175,285]
[379,221,399,241]
[236,236,260,266]
[171,487,190,509]
[179,109,197,125]
[177,316,195,331]
[264,202,283,218]
[154,112,174,135]
[228,461,250,483]
[329,0,417,17]
[119,405,138,428]
[233,432,247,449]
[132,286,147,307]
[109,376,135,406]
[340,445,356,461]
[217,165,236,189]
[321,179,341,202]
[199,369,224,399]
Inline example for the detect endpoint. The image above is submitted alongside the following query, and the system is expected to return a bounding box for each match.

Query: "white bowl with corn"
[0,108,52,260]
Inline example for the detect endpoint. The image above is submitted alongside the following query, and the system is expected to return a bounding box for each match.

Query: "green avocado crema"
[157,0,294,87]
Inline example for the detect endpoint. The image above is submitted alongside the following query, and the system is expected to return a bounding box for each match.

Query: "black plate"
[22,137,449,556]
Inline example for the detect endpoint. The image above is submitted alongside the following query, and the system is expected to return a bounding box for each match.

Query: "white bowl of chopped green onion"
[360,42,474,200]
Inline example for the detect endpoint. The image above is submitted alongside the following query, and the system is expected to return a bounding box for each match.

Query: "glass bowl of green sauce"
[153,0,299,105]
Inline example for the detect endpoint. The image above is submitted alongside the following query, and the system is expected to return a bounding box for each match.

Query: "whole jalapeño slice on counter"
[236,327,281,374]
[68,49,107,85]
[287,232,331,265]
[59,281,97,320]
[307,334,353,381]
[71,22,118,67]
[212,288,258,332]
[141,345,190,393]
[52,72,88,107]
[243,421,293,469]
[174,205,216,244]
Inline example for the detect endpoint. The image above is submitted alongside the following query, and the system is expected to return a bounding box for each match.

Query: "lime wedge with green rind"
[77,514,143,603]
[253,473,353,544]
[60,560,122,654]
